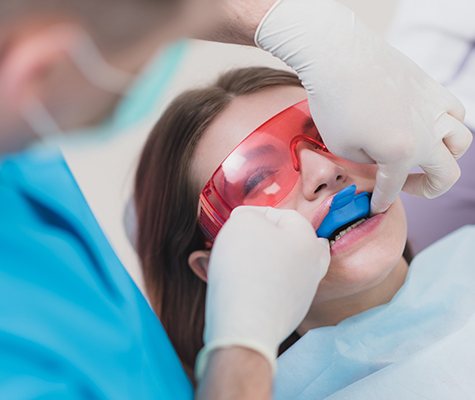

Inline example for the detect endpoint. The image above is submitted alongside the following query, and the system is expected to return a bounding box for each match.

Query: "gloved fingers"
[317,237,330,253]
[232,205,312,231]
[230,205,268,219]
[403,144,461,198]
[226,206,276,235]
[266,208,314,231]
[230,205,288,226]
[444,89,466,122]
[370,162,410,214]
[436,113,473,160]
[324,142,374,164]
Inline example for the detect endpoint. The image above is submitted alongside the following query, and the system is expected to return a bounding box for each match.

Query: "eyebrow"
[242,144,278,160]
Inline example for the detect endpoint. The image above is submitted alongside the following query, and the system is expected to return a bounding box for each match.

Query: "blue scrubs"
[0,148,192,399]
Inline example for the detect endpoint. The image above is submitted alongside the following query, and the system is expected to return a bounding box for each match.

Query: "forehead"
[191,85,306,190]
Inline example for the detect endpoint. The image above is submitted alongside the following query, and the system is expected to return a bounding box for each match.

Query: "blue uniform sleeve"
[0,151,193,399]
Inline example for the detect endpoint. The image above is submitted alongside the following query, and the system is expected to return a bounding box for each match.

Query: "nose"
[298,145,348,201]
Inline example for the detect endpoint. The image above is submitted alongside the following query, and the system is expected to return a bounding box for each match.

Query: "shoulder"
[0,149,131,396]
[0,148,122,298]
[0,148,193,399]
[0,147,130,349]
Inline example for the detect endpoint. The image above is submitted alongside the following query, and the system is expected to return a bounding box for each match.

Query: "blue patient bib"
[0,149,192,399]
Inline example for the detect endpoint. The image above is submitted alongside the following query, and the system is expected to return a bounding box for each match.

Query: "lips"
[309,186,390,255]
[330,212,385,254]
[311,194,339,231]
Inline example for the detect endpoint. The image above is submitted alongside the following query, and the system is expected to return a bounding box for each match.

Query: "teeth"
[330,218,367,247]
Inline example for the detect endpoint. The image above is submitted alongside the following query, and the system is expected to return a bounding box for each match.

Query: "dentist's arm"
[203,0,472,213]
[196,206,330,399]
[196,347,272,400]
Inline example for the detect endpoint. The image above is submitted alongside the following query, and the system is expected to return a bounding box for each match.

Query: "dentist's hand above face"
[256,0,473,213]
[196,206,330,378]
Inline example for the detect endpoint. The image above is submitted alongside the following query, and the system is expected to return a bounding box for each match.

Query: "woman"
[133,66,413,382]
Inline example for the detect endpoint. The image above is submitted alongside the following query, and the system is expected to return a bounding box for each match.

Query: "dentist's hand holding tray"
[255,0,473,214]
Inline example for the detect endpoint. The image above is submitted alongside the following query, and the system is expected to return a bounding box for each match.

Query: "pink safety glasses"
[198,99,329,240]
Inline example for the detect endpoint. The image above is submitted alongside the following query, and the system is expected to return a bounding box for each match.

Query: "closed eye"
[244,168,278,196]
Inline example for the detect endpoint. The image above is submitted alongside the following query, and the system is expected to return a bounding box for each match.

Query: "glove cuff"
[255,0,359,87]
[195,339,277,381]
[254,0,285,48]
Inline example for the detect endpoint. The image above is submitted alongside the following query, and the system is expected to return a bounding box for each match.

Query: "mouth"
[328,217,368,246]
[328,212,385,254]
[311,189,369,232]
[311,186,375,249]
[311,193,342,229]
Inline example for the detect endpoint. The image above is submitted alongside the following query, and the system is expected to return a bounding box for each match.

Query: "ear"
[188,250,211,283]
[0,22,82,110]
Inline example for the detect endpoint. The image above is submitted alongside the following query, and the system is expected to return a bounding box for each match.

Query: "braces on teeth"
[329,218,367,246]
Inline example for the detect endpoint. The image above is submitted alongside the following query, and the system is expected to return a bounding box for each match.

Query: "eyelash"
[244,169,277,196]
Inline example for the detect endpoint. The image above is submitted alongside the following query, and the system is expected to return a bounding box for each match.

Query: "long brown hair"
[134,67,303,380]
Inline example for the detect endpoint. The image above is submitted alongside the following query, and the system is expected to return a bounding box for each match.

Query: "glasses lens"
[199,100,326,239]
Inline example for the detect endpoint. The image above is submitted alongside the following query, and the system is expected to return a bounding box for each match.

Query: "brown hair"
[134,67,303,380]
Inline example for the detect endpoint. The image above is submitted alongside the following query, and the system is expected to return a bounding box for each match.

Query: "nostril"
[314,183,327,194]
[336,175,343,181]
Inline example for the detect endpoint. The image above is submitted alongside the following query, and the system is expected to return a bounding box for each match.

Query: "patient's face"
[191,85,407,303]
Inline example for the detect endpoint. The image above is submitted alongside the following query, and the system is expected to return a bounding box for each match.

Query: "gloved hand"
[195,206,330,379]
[255,0,473,213]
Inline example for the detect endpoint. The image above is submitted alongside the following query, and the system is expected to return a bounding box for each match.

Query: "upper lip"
[310,188,367,232]
[311,193,339,231]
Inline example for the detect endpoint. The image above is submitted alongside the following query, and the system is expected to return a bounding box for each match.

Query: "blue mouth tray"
[316,185,371,239]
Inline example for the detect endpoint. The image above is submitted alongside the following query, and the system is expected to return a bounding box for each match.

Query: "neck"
[297,257,408,334]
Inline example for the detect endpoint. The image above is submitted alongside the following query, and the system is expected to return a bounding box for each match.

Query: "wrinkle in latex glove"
[256,0,472,213]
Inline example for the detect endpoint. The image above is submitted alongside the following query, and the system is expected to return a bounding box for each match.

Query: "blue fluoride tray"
[316,185,371,239]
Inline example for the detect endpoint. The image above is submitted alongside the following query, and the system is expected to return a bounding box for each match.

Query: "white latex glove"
[195,206,330,379]
[256,0,473,213]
